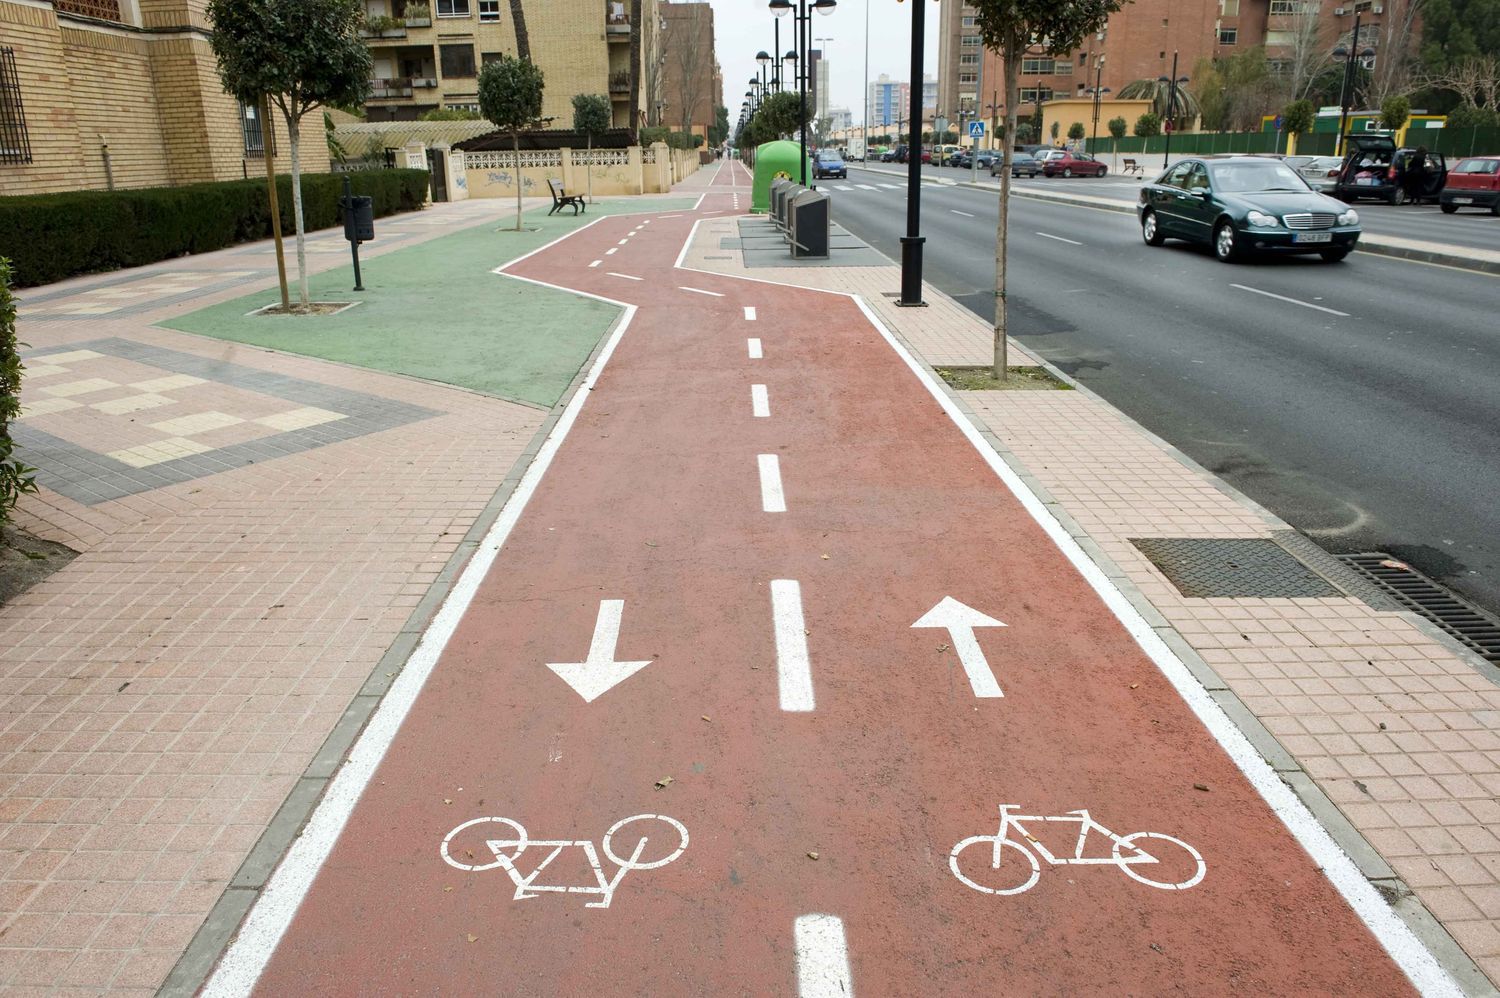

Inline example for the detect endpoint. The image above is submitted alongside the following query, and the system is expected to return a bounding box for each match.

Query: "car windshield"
[1455,158,1500,175]
[1207,161,1310,193]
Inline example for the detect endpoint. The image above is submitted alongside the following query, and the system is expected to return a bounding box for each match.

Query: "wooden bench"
[1121,158,1144,176]
[547,179,586,216]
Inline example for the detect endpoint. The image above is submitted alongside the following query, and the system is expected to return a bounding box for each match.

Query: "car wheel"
[1389,188,1405,206]
[1214,221,1242,263]
[1440,202,1458,214]
[1099,166,1108,177]
[1141,209,1165,246]
[1063,167,1074,178]
[1320,248,1351,263]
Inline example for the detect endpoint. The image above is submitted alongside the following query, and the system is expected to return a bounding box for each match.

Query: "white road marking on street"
[744,306,757,320]
[606,247,618,255]
[1036,232,1084,245]
[833,185,854,191]
[751,384,770,418]
[794,914,852,997]
[1231,283,1350,316]
[912,597,1006,698]
[679,286,725,297]
[589,261,602,268]
[206,243,639,996]
[607,272,643,281]
[771,581,814,712]
[546,600,654,702]
[847,296,1461,997]
[661,214,682,219]
[747,338,763,359]
[618,239,629,245]
[855,184,879,190]
[879,183,902,189]
[950,209,975,218]
[758,454,786,513]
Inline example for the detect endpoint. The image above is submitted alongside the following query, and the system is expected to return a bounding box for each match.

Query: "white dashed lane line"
[757,454,786,513]
[747,338,763,359]
[771,580,814,712]
[744,306,757,321]
[607,272,643,282]
[751,384,770,418]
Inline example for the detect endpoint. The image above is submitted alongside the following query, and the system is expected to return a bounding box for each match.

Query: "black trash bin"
[341,195,375,243]
[789,188,830,258]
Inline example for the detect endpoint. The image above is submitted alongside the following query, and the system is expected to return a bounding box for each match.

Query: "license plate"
[1454,197,1473,204]
[1293,232,1333,244]
[1358,177,1377,186]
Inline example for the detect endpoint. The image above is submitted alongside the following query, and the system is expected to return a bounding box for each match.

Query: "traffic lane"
[251,209,1417,995]
[830,182,1500,613]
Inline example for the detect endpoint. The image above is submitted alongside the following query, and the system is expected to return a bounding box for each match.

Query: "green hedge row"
[0,168,430,288]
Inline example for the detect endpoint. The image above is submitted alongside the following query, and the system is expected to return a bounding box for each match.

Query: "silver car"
[1296,156,1344,193]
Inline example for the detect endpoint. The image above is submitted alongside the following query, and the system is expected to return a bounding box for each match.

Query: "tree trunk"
[993,46,1022,382]
[287,114,310,306]
[509,0,530,61]
[628,0,642,134]
[513,131,524,231]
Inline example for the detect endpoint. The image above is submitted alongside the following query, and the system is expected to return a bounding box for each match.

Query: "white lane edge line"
[846,294,1458,997]
[794,914,853,998]
[1035,231,1084,246]
[757,453,786,513]
[771,581,814,713]
[1231,283,1350,317]
[950,209,975,217]
[747,337,763,359]
[607,272,644,282]
[205,274,639,998]
[751,384,770,418]
[744,306,758,321]
[679,286,725,297]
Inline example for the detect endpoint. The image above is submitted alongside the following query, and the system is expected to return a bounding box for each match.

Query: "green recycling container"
[751,141,813,214]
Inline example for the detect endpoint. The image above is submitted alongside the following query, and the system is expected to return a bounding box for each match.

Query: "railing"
[608,71,631,94]
[53,0,123,20]
[369,77,415,98]
[605,4,631,27]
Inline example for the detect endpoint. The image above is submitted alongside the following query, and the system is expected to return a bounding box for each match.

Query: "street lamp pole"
[1333,12,1366,159]
[1089,60,1110,151]
[898,0,926,306]
[862,0,870,161]
[1158,51,1188,169]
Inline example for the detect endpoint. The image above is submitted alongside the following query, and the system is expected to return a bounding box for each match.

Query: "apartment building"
[659,0,720,139]
[936,0,1409,122]
[358,0,660,132]
[1,0,313,197]
[867,74,936,129]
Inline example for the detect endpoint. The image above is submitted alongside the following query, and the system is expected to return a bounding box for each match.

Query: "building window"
[960,35,981,48]
[959,73,977,85]
[959,53,979,66]
[441,44,477,78]
[1218,27,1238,43]
[1220,0,1240,13]
[0,48,31,165]
[53,0,123,20]
[478,0,499,21]
[1053,60,1073,75]
[240,101,266,156]
[1021,57,1055,74]
[1019,87,1054,104]
[436,0,471,17]
[1269,0,1314,12]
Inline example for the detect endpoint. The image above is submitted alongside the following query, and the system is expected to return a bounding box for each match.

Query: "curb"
[848,165,1500,276]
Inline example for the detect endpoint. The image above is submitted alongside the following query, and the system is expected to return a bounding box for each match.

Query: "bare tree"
[1365,0,1424,106]
[1278,1,1335,102]
[670,7,709,133]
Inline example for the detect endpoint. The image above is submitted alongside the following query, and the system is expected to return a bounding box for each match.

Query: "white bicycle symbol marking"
[950,804,1206,896]
[440,813,688,909]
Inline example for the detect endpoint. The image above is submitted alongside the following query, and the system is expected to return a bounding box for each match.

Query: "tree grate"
[1335,554,1500,665]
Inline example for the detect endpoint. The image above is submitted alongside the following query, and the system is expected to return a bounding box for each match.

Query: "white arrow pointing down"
[912,596,1007,698]
[547,600,652,703]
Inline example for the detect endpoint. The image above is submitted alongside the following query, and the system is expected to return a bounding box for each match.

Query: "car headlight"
[1338,209,1359,226]
[1247,210,1279,227]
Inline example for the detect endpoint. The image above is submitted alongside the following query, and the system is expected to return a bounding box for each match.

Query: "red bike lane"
[212,164,1442,995]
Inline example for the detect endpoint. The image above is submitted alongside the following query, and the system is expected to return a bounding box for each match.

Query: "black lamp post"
[1088,60,1110,151]
[1156,53,1190,168]
[770,0,836,187]
[898,0,926,307]
[1332,13,1372,159]
[756,50,771,101]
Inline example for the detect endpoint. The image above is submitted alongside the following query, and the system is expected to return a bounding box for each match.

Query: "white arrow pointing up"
[547,600,652,703]
[912,596,1007,698]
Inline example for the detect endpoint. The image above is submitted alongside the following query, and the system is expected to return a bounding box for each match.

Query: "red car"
[1440,156,1500,215]
[1041,150,1108,178]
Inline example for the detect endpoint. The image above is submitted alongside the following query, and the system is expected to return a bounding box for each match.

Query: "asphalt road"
[833,164,1500,615]
[855,161,1500,253]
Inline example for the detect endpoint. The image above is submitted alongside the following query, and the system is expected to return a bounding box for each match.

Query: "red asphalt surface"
[251,162,1416,994]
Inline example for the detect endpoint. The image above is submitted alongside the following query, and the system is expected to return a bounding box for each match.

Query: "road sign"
[912,596,1006,697]
[969,121,986,138]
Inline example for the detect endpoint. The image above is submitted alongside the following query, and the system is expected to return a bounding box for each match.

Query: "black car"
[813,150,847,180]
[1137,156,1361,263]
[990,152,1040,178]
[1334,134,1448,205]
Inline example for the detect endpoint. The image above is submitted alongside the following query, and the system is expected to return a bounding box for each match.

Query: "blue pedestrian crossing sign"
[969,121,985,138]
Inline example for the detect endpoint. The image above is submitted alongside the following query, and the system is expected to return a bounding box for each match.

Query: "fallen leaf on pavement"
[701,715,711,722]
[1193,783,1210,792]
[655,776,674,790]
[467,934,478,944]
[937,643,950,653]
[807,851,819,860]
[444,798,453,804]
[1130,683,1139,689]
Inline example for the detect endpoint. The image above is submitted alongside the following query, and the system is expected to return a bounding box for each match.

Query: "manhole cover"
[1131,538,1338,599]
[1337,554,1500,664]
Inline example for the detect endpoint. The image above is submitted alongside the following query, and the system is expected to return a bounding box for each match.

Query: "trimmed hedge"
[0,168,430,288]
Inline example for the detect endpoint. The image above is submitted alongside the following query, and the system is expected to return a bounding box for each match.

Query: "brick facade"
[659,1,718,139]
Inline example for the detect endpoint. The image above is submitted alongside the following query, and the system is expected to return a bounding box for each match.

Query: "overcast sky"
[706,0,940,124]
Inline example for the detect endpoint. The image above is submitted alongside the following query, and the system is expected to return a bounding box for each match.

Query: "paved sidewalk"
[0,192,689,994]
[684,209,1500,992]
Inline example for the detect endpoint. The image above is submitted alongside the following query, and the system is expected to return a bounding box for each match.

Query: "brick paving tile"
[0,198,551,993]
[683,218,1500,988]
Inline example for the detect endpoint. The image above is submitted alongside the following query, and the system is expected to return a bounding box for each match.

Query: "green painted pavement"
[161,199,698,408]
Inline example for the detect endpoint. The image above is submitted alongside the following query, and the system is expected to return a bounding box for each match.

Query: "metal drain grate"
[1131,538,1339,599]
[1336,554,1500,664]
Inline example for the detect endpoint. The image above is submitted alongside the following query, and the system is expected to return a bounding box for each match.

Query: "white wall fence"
[459,142,700,199]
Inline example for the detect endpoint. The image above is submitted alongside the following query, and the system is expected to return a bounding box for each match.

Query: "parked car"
[1042,150,1108,177]
[1137,155,1361,263]
[1440,156,1500,214]
[1294,155,1344,193]
[920,148,933,164]
[1333,134,1448,205]
[813,149,847,180]
[891,144,909,163]
[946,149,966,167]
[991,151,1041,178]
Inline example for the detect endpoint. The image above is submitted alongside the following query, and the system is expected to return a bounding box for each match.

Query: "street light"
[895,0,928,307]
[1157,52,1189,168]
[768,0,836,187]
[1332,13,1373,159]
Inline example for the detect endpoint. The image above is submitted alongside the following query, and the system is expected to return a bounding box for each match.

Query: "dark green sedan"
[1136,156,1362,263]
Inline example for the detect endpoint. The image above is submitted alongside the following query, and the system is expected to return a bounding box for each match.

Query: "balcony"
[609,70,631,98]
[369,77,415,99]
[360,16,408,39]
[606,3,631,40]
